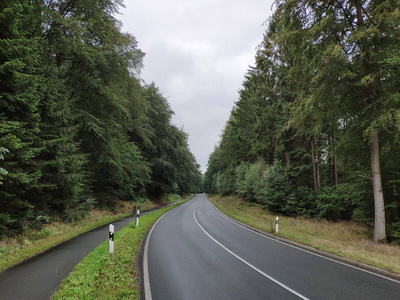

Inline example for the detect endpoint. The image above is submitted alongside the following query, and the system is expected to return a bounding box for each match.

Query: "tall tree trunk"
[316,137,321,188]
[354,0,384,242]
[333,131,338,186]
[371,132,386,242]
[355,0,364,27]
[334,155,338,186]
[311,138,317,191]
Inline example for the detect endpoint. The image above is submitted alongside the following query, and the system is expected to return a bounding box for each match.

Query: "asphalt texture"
[0,201,180,300]
[145,194,400,300]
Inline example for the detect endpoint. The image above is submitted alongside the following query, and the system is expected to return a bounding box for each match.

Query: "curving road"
[144,194,400,300]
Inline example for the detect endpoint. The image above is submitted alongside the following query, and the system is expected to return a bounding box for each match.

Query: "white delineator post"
[109,224,114,253]
[136,207,140,227]
[275,217,279,233]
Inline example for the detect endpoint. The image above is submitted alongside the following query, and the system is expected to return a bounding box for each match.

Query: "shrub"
[387,222,400,245]
[256,161,290,212]
[284,186,317,217]
[243,162,265,201]
[215,169,236,196]
[316,184,360,221]
[234,163,248,197]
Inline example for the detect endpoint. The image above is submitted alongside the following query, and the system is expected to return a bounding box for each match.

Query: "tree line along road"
[143,194,400,300]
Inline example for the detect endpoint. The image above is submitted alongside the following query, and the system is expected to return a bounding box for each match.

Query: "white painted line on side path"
[193,200,310,300]
[206,196,400,284]
[143,197,197,300]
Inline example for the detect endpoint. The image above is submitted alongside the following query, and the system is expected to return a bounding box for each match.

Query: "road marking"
[206,196,400,284]
[193,200,310,300]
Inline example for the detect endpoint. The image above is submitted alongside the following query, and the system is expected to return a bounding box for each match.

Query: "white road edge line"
[193,200,310,300]
[143,198,195,300]
[206,197,400,284]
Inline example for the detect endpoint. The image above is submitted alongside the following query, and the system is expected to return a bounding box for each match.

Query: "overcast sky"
[118,0,275,173]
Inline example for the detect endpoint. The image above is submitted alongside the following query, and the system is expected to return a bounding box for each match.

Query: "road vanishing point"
[143,194,400,300]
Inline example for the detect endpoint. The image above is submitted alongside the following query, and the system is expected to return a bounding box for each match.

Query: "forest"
[0,0,202,237]
[204,0,400,243]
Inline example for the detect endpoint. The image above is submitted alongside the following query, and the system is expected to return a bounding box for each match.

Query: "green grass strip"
[52,197,193,300]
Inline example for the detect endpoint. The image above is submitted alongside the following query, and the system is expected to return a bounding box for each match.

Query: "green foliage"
[234,163,248,197]
[316,184,359,221]
[0,0,44,235]
[205,0,400,242]
[286,186,316,217]
[215,169,236,196]
[0,0,201,237]
[0,147,9,185]
[204,147,223,194]
[242,162,265,201]
[0,214,13,239]
[256,162,290,212]
[387,222,400,245]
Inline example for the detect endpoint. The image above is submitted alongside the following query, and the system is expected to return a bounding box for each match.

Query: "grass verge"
[209,194,400,274]
[0,199,167,272]
[51,196,193,299]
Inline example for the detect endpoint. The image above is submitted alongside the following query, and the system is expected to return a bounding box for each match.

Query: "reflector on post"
[109,224,114,253]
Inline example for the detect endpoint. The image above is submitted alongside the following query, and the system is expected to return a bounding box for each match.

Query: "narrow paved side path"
[145,194,400,299]
[0,202,177,300]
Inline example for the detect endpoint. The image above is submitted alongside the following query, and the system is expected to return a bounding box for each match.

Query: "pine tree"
[0,0,44,233]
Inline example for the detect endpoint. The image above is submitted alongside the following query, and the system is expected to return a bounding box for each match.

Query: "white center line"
[193,200,310,300]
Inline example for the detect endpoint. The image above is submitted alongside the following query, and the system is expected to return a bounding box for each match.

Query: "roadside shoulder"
[207,196,400,283]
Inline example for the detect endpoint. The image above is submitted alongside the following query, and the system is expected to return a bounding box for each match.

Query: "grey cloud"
[119,0,274,173]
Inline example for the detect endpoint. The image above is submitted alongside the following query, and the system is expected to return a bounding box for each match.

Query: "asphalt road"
[144,194,400,300]
[0,202,178,300]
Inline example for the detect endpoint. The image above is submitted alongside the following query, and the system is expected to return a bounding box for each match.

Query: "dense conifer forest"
[204,0,400,243]
[0,0,202,237]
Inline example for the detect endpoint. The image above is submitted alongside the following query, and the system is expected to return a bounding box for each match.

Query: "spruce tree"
[0,0,44,233]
